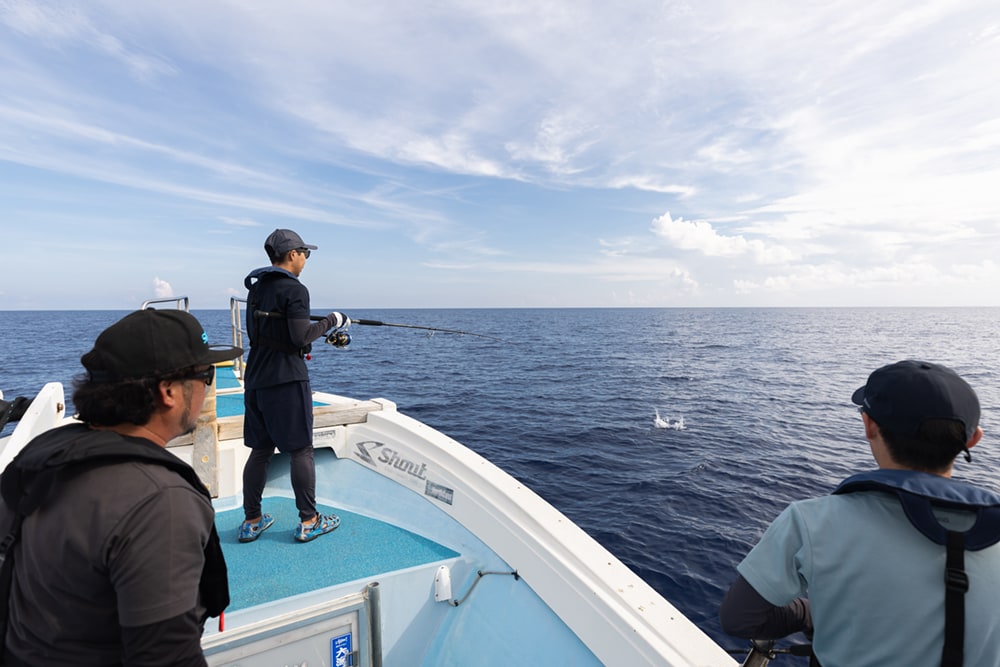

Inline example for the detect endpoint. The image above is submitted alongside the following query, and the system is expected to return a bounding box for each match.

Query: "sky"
[2,0,999,310]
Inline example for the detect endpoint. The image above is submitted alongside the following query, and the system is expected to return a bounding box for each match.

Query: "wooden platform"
[166,363,384,449]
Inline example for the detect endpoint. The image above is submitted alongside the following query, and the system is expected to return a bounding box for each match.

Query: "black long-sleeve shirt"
[719,574,812,639]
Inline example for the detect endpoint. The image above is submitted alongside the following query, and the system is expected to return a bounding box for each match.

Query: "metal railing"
[229,297,247,379]
[141,296,190,311]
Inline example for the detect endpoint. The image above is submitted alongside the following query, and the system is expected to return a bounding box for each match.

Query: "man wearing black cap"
[239,228,348,544]
[720,360,1000,666]
[0,309,242,667]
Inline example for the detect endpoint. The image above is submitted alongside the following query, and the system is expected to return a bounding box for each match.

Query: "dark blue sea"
[3,307,999,661]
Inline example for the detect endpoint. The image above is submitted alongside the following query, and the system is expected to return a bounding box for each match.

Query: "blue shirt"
[738,490,1000,666]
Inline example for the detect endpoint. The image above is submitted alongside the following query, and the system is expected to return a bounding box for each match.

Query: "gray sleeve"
[121,610,208,667]
[107,485,213,627]
[288,315,333,347]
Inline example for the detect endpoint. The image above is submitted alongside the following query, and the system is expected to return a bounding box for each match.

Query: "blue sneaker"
[238,514,275,543]
[295,513,340,542]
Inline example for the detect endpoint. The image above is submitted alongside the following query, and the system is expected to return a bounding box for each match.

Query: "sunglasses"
[184,366,216,386]
[297,247,311,259]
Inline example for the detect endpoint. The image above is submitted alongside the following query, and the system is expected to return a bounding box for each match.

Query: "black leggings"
[242,446,317,522]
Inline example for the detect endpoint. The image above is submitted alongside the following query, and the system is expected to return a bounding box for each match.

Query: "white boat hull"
[2,376,736,666]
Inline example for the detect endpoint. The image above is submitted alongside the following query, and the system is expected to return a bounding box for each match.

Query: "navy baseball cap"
[264,228,317,260]
[851,360,980,442]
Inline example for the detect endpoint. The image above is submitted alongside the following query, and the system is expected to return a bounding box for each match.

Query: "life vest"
[245,267,311,357]
[0,423,230,643]
[834,469,1000,667]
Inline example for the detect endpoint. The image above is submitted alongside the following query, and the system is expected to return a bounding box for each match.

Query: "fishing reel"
[324,328,352,348]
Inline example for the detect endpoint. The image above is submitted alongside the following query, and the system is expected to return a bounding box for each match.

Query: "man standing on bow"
[239,228,348,543]
[0,309,241,666]
[719,360,1000,666]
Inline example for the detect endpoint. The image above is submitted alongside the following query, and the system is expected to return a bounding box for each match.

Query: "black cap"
[82,310,243,382]
[264,228,317,260]
[852,360,980,442]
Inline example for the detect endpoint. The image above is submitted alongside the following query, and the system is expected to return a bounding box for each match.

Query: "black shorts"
[243,381,314,452]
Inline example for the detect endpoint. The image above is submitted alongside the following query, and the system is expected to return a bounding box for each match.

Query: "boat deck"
[217,497,459,610]
[207,365,460,612]
[0,363,740,665]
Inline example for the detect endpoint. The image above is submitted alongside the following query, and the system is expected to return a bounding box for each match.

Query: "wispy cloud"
[1,0,998,307]
[219,217,262,228]
[0,0,175,81]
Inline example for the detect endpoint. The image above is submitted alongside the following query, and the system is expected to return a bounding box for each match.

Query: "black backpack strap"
[0,513,25,654]
[889,493,972,667]
[1,462,65,649]
[942,530,967,667]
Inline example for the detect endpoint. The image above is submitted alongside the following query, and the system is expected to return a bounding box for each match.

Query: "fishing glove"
[328,312,351,328]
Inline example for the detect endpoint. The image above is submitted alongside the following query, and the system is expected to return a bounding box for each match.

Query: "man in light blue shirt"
[720,360,1000,667]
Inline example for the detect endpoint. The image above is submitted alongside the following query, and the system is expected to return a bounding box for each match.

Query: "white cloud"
[2,0,1000,307]
[651,212,795,264]
[152,277,173,298]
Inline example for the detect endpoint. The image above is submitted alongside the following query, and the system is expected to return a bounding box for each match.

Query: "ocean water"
[3,307,999,659]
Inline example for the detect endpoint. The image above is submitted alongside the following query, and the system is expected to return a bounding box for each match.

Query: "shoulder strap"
[0,513,24,653]
[834,470,1000,667]
[942,531,966,667]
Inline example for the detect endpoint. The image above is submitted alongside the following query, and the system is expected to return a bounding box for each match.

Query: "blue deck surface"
[215,365,243,391]
[215,393,329,418]
[215,393,246,418]
[214,365,245,418]
[212,364,460,612]
[205,366,603,665]
[216,497,460,610]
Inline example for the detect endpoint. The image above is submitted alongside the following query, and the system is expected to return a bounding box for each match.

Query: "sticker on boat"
[332,632,352,667]
[425,480,454,505]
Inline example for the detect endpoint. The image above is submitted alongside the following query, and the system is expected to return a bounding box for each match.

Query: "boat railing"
[141,296,190,311]
[229,297,247,380]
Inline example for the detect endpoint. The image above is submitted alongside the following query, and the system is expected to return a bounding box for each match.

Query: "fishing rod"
[252,310,511,346]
